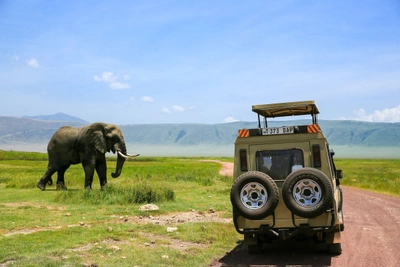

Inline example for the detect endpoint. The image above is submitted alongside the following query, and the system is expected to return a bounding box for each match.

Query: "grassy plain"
[0,150,399,266]
[0,151,236,267]
[334,158,400,196]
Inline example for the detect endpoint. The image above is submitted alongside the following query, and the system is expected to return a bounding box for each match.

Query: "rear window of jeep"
[256,149,304,180]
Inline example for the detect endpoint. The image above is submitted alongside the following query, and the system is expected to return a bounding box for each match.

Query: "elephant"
[36,122,139,190]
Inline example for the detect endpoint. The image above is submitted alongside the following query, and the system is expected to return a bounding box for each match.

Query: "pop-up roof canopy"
[252,100,319,118]
[252,100,319,127]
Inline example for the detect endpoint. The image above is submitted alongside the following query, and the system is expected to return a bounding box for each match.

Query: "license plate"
[262,126,294,135]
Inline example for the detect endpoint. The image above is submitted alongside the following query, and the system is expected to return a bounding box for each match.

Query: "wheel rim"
[292,179,321,207]
[240,182,268,210]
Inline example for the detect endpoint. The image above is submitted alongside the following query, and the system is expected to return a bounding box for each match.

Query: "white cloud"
[141,96,154,102]
[162,107,172,113]
[94,71,116,82]
[6,54,19,64]
[349,105,400,122]
[110,81,130,89]
[162,105,196,114]
[223,116,239,123]
[171,105,184,112]
[27,58,40,68]
[94,71,130,90]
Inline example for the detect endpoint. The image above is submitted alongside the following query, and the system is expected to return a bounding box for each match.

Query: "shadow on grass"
[41,188,80,191]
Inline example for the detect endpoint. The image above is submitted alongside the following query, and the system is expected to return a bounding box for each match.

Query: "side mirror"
[336,170,343,179]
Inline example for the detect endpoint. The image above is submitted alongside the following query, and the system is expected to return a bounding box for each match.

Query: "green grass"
[0,151,237,267]
[0,150,48,161]
[0,150,399,266]
[335,158,400,196]
[54,184,175,205]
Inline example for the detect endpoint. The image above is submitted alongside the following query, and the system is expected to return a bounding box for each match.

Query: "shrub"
[54,184,175,205]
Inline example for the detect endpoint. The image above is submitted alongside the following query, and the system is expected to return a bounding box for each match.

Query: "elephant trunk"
[111,144,127,178]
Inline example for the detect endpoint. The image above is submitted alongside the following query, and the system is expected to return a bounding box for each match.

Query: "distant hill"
[22,112,88,123]
[0,116,88,146]
[119,120,400,148]
[0,115,399,157]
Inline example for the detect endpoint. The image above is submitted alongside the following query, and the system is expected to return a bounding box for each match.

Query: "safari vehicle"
[230,100,344,255]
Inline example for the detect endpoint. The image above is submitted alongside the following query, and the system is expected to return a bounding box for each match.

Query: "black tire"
[339,211,345,231]
[338,187,343,212]
[338,188,345,231]
[327,243,342,255]
[230,171,279,220]
[282,168,333,218]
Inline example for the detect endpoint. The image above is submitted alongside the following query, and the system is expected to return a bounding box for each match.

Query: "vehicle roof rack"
[252,100,319,127]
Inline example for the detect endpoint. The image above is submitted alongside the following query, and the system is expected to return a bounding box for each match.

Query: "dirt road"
[210,162,400,267]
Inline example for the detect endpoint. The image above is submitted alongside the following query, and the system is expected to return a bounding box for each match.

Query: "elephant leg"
[56,165,69,190]
[95,155,107,189]
[82,162,95,189]
[37,167,57,190]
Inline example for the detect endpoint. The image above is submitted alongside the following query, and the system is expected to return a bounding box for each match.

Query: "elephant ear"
[87,123,107,153]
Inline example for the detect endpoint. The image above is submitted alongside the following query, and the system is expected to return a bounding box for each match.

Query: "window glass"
[256,149,304,180]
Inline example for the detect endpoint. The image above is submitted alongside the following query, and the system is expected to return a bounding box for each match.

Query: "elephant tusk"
[117,151,129,159]
[117,151,140,158]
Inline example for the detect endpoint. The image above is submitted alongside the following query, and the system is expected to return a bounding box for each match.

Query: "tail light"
[239,149,248,171]
[312,145,321,168]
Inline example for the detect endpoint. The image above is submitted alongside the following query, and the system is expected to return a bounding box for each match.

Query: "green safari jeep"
[230,100,344,255]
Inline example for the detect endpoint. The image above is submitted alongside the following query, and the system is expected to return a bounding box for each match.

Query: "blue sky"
[1,0,399,125]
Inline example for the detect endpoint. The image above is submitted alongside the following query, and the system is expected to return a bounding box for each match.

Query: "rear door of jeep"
[249,141,311,225]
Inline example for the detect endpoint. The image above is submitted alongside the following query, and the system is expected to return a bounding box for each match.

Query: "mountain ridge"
[0,114,399,157]
[22,112,88,123]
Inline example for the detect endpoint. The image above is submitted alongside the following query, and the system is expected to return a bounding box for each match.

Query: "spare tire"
[282,168,333,218]
[230,171,279,220]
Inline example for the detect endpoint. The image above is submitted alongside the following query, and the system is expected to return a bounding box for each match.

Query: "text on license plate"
[262,126,294,135]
